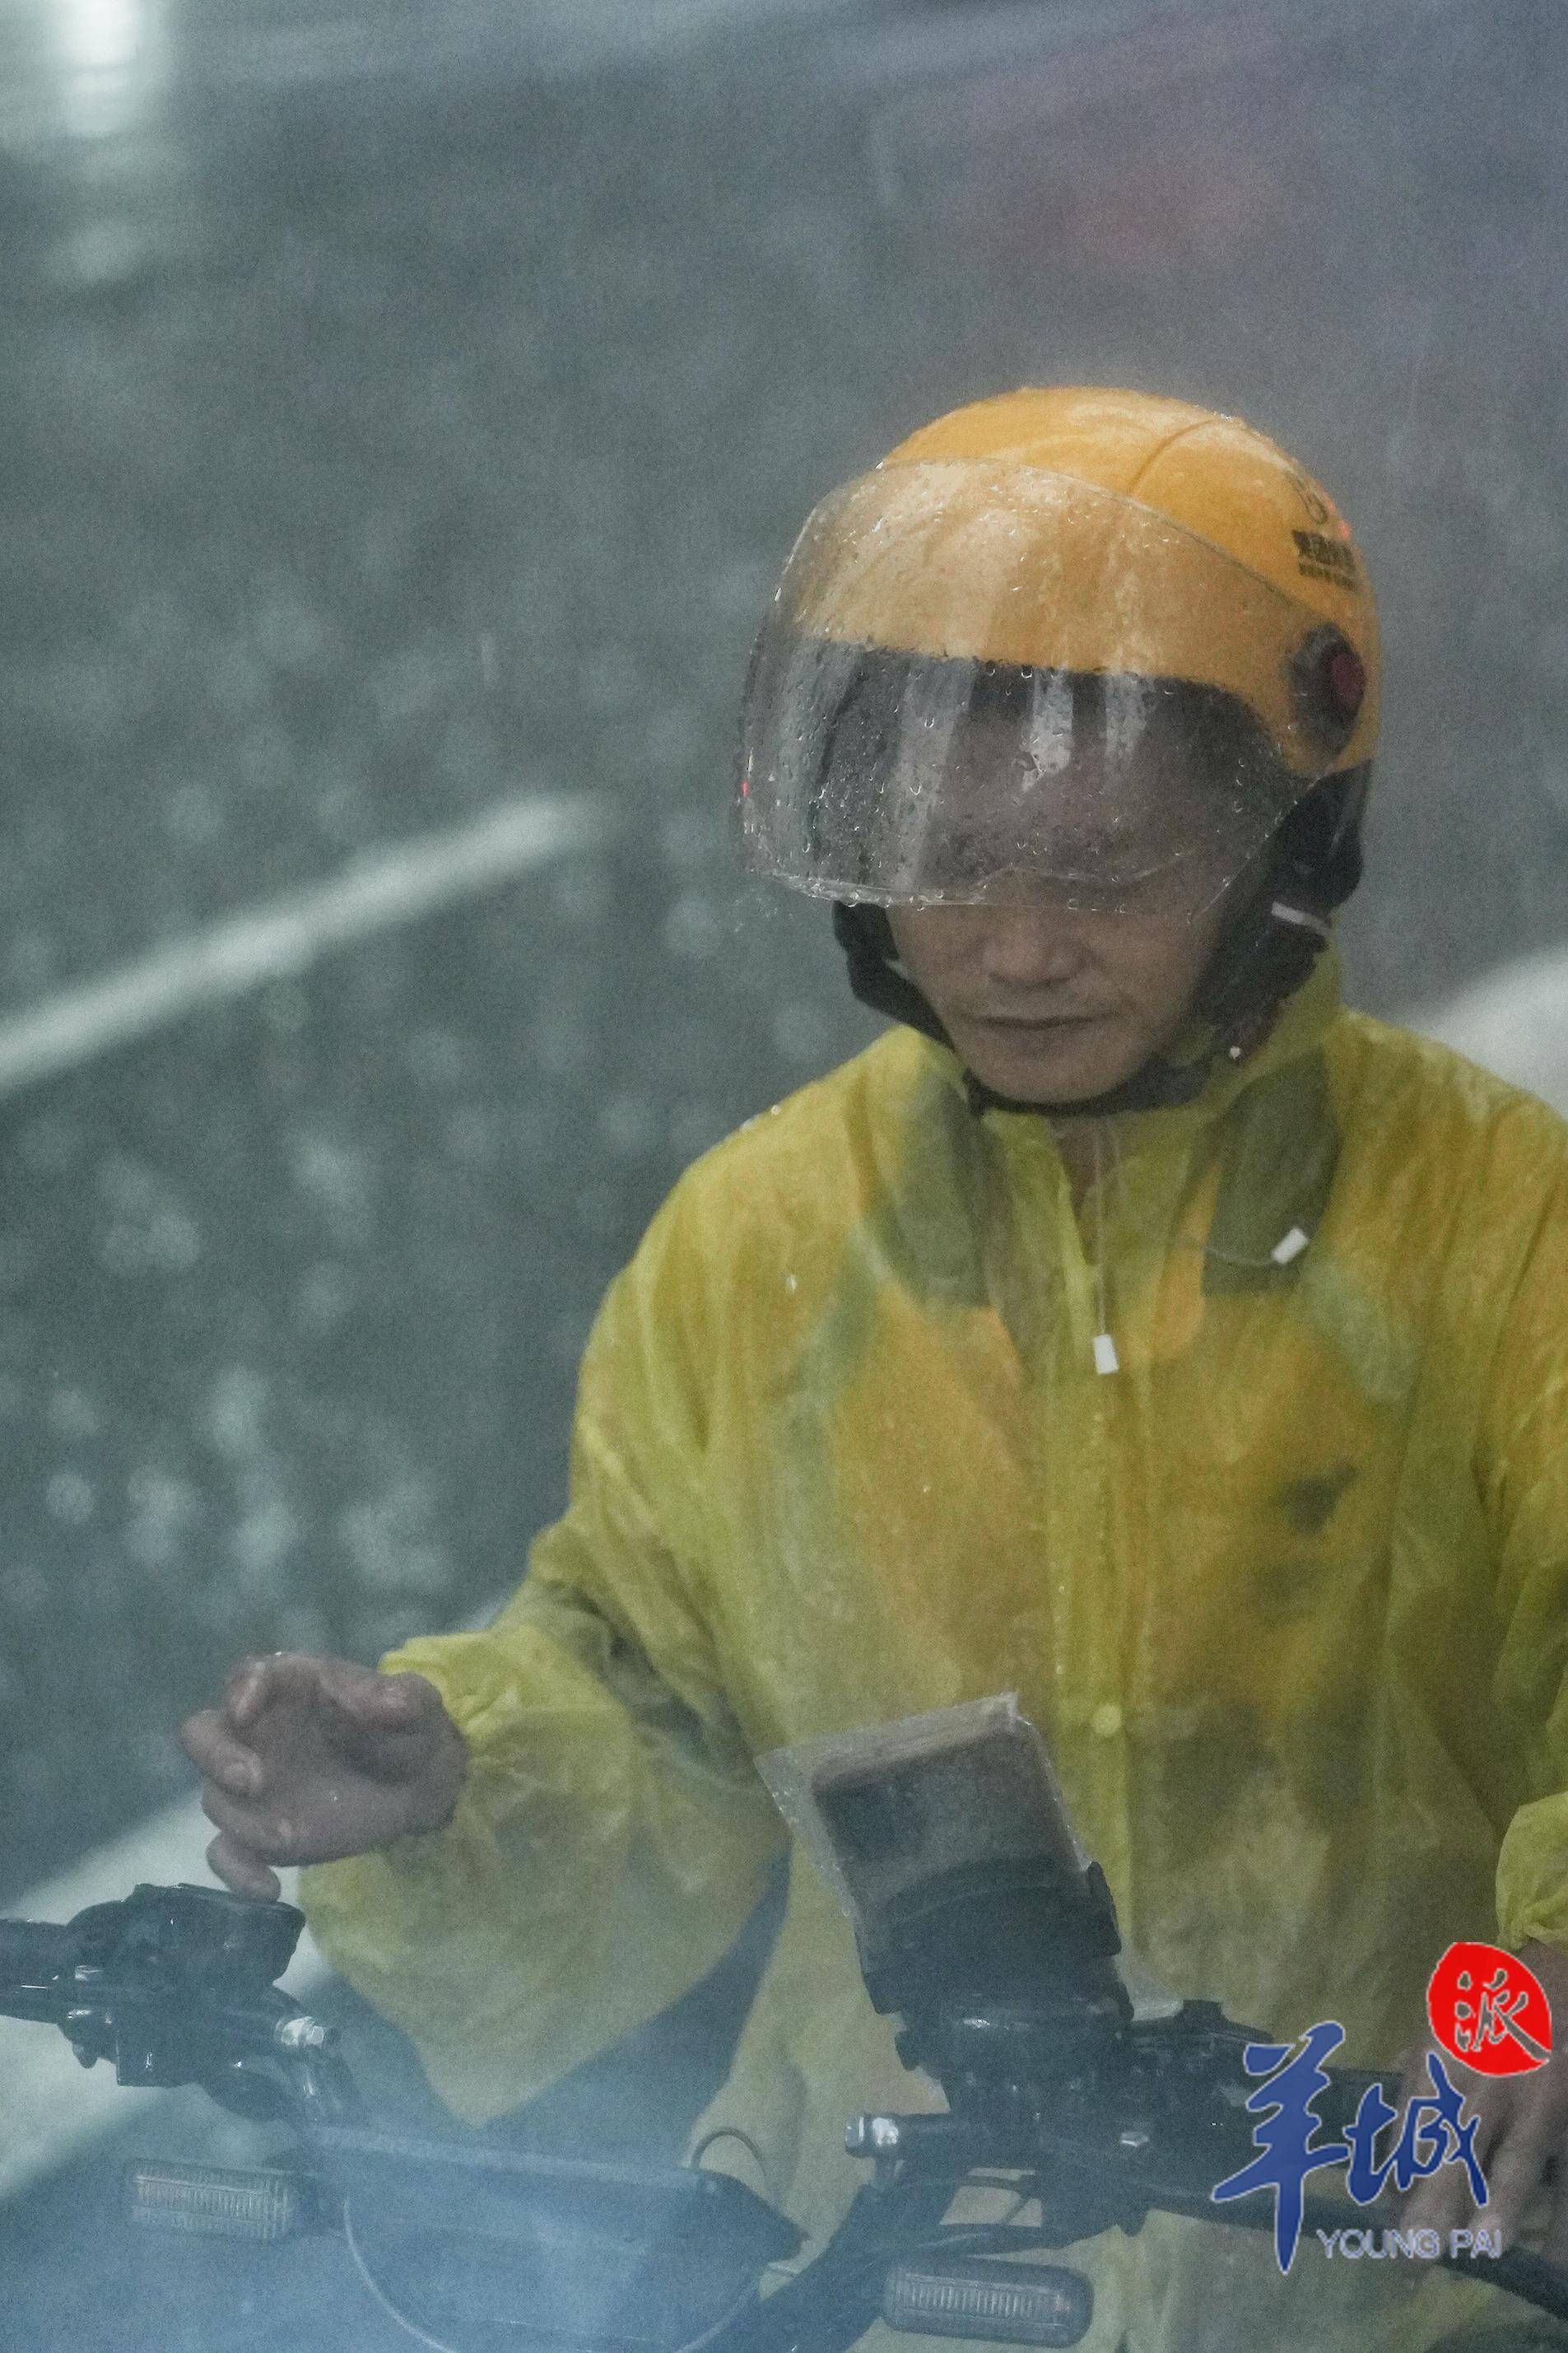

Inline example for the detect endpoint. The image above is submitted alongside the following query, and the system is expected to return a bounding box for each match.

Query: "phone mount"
[759,1698,1131,2080]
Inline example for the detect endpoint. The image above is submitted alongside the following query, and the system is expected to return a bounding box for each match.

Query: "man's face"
[877,708,1258,1103]
[886,891,1230,1105]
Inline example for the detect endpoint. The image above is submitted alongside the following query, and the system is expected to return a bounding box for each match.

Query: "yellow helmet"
[740,386,1378,917]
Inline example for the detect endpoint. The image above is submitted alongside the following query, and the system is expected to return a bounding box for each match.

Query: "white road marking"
[0,790,613,1099]
[1416,946,1568,1115]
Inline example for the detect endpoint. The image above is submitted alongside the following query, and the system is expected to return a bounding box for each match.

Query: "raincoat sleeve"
[300,1176,787,2124]
[1481,1138,1568,1954]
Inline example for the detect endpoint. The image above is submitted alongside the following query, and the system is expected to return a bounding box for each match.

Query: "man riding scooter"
[183,387,1568,2351]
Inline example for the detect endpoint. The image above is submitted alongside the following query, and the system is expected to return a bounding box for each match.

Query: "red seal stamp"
[1427,1941,1553,2078]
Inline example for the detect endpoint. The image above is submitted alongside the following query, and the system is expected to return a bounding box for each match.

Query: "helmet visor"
[739,464,1352,918]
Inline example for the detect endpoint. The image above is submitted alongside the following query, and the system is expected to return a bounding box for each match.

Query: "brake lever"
[0,1882,361,2126]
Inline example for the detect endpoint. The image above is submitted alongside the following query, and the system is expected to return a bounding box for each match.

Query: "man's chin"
[960,1030,1141,1107]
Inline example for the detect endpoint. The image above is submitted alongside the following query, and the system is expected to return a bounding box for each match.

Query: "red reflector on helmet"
[1324,644,1366,724]
[1291,624,1366,754]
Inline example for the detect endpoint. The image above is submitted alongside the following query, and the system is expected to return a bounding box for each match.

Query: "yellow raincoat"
[305,949,1568,2351]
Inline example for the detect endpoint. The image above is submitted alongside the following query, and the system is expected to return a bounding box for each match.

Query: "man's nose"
[978,909,1089,988]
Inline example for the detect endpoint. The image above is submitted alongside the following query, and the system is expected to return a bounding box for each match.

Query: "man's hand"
[1398,1941,1568,2258]
[179,1653,468,1900]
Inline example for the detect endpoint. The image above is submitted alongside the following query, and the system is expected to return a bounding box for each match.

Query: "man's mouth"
[967,1011,1102,1030]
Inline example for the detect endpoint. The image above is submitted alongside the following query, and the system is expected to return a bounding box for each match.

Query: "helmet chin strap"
[831,867,1334,1123]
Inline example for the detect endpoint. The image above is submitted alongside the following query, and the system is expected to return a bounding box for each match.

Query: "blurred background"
[2,0,1566,2341]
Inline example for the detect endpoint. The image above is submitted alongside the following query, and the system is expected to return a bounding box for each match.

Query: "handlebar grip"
[0,1917,82,1991]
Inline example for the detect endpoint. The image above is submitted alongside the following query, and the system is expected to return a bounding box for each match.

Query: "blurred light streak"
[52,0,162,140]
[0,791,615,1101]
[55,0,142,72]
